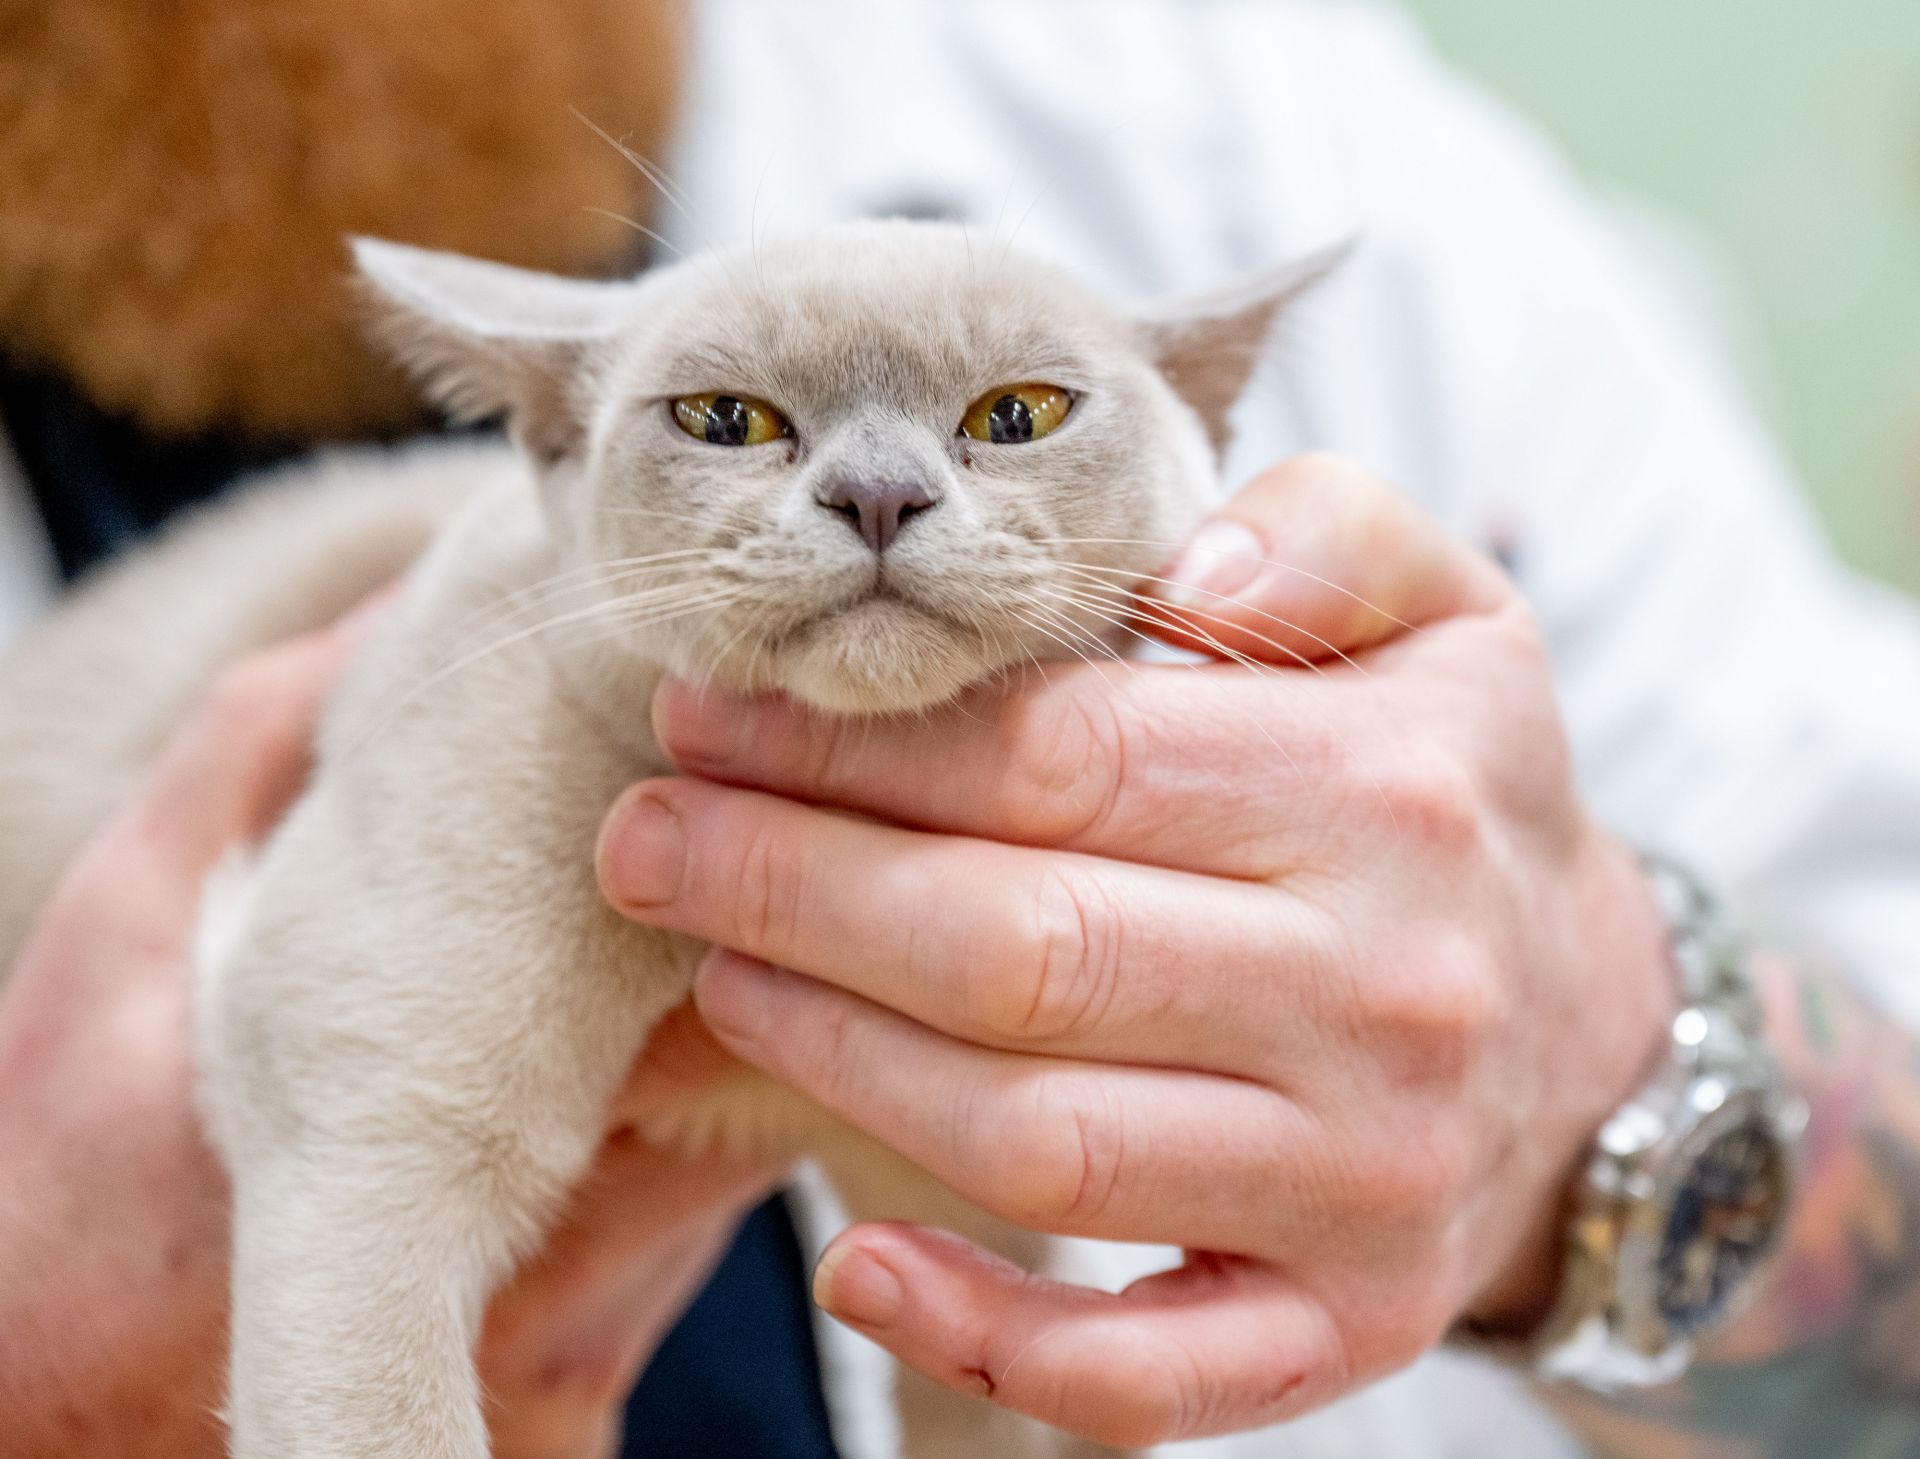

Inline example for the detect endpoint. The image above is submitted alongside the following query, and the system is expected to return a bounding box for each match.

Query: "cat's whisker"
[488,551,718,611]
[696,615,764,693]
[348,584,740,758]
[589,586,744,629]
[1050,536,1417,636]
[452,548,722,630]
[570,108,713,252]
[1028,584,1314,785]
[584,207,687,263]
[533,590,749,667]
[1051,565,1356,683]
[998,157,1077,265]
[594,504,751,527]
[1050,558,1369,678]
[1027,597,1131,669]
[1009,596,1125,692]
[1039,581,1336,704]
[548,591,746,657]
[1041,583,1289,684]
[441,558,723,666]
[1006,602,1114,689]
[749,149,777,294]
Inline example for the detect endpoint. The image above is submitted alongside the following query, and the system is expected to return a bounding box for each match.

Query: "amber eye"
[671,392,792,447]
[959,384,1073,445]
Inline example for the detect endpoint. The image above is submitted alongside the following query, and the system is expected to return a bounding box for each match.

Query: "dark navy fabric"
[1,356,840,1458]
[621,1197,841,1459]
[0,364,313,581]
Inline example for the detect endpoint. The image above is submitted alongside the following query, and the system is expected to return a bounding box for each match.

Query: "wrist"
[1464,850,1807,1388]
[1468,832,1678,1331]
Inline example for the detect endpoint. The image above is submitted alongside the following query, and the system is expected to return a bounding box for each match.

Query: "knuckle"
[1093,1337,1198,1447]
[796,988,867,1107]
[977,866,1121,1044]
[981,1072,1128,1230]
[1007,684,1132,846]
[1076,1322,1314,1446]
[1367,940,1509,1088]
[1377,754,1485,856]
[1330,1121,1469,1237]
[791,706,860,795]
[727,816,810,950]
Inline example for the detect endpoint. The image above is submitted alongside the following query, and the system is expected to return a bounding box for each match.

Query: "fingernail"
[1161,520,1264,608]
[694,951,777,1045]
[814,1244,904,1329]
[599,788,686,908]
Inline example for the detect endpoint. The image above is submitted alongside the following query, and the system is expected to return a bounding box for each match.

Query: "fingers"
[480,1123,774,1459]
[811,1224,1344,1448]
[691,952,1312,1249]
[652,663,1367,879]
[606,1001,755,1124]
[1144,453,1512,666]
[598,777,1329,1074]
[134,605,381,886]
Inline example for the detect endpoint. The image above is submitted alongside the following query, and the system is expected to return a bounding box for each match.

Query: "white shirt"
[4,2,1917,1453]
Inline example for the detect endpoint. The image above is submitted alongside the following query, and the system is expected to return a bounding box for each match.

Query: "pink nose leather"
[816,478,937,554]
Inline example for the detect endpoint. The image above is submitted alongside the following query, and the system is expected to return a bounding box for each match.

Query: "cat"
[0,219,1336,1458]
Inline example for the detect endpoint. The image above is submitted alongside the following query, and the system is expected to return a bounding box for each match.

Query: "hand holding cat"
[602,453,1680,1447]
[0,607,771,1459]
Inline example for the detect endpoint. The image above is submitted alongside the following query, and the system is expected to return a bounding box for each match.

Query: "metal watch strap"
[1454,853,1803,1389]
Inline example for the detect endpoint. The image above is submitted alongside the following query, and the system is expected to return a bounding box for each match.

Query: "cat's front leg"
[222,1135,563,1459]
[203,897,689,1459]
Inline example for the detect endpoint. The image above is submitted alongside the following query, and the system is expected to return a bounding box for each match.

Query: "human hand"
[0,611,773,1459]
[598,455,1678,1446]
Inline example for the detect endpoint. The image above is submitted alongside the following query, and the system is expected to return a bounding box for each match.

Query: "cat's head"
[355,220,1335,713]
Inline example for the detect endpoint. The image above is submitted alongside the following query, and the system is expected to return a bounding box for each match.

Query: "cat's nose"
[815,478,938,554]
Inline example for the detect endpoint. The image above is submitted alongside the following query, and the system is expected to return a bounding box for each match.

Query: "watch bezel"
[1610,1079,1798,1359]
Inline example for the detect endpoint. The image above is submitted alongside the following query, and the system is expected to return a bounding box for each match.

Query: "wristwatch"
[1463,855,1808,1390]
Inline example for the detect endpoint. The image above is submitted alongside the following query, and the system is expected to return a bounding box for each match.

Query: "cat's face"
[357,221,1333,713]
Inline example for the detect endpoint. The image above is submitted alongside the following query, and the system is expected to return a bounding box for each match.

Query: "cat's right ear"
[351,237,634,466]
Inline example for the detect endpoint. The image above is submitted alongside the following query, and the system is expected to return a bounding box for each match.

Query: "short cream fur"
[0,221,1336,1457]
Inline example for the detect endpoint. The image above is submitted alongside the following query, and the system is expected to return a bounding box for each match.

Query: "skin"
[0,606,775,1459]
[6,455,1917,1454]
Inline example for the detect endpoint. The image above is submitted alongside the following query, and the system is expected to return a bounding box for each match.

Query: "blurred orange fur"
[0,0,685,438]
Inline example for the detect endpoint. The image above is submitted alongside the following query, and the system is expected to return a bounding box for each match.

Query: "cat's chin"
[770,601,997,716]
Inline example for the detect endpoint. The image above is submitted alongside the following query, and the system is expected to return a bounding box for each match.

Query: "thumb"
[1139,453,1511,667]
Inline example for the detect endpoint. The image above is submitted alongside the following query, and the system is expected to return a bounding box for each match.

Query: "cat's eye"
[671,392,792,447]
[959,384,1073,445]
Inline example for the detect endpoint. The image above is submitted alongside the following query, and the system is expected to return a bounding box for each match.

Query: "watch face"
[1655,1117,1789,1335]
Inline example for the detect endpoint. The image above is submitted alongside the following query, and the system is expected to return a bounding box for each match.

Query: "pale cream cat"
[0,220,1334,1458]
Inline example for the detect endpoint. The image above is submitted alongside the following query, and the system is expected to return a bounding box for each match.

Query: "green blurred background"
[1401,0,1920,588]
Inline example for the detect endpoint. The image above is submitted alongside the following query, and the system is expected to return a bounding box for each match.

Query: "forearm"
[1547,951,1920,1455]
[0,1074,232,1456]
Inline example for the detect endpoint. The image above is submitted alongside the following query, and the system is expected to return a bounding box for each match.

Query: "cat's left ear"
[351,237,635,466]
[1136,239,1353,456]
